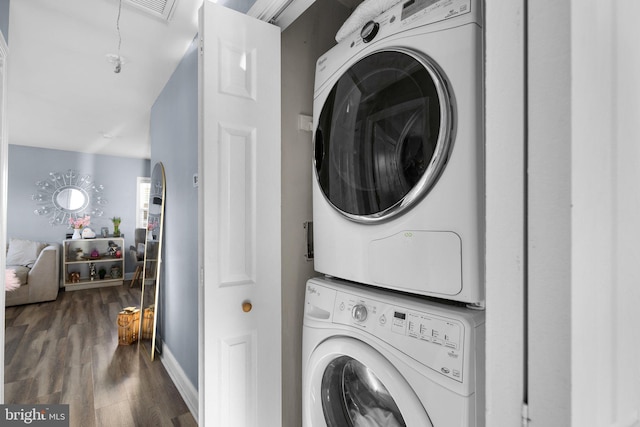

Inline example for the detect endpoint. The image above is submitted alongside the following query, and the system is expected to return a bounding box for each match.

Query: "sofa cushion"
[6,238,47,267]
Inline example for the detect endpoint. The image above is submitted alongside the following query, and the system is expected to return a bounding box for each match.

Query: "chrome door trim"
[313,47,456,224]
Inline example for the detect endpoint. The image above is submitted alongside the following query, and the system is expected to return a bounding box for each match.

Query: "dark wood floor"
[4,283,197,427]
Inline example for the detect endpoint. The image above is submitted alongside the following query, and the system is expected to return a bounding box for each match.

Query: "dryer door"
[314,49,454,223]
[304,337,433,427]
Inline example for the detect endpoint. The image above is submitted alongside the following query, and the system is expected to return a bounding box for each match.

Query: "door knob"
[242,301,252,312]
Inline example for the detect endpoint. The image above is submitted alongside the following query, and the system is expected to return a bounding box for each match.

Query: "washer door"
[314,49,454,223]
[304,337,433,427]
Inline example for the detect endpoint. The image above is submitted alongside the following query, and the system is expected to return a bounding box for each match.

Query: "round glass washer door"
[304,337,433,426]
[314,49,454,223]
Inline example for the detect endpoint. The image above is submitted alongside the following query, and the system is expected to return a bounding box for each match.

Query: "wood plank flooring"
[4,283,197,427]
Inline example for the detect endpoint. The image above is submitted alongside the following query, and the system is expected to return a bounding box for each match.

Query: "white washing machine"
[302,276,485,427]
[312,0,484,304]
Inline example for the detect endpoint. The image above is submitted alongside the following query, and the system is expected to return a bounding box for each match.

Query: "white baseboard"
[159,342,199,420]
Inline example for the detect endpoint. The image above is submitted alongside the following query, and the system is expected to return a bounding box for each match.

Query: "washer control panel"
[332,290,466,383]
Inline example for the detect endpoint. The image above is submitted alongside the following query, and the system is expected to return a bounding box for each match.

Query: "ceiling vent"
[124,0,178,21]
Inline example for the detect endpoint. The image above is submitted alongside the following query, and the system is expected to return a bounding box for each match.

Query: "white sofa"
[5,239,60,306]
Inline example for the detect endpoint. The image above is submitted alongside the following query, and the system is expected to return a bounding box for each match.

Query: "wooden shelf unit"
[62,237,125,291]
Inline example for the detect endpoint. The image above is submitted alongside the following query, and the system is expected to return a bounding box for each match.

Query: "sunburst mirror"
[32,169,108,225]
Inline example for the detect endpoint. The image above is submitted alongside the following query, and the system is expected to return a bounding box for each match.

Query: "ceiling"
[6,0,359,159]
[6,0,256,159]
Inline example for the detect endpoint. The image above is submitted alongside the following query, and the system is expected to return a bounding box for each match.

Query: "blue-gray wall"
[150,37,198,388]
[0,0,9,43]
[7,145,149,272]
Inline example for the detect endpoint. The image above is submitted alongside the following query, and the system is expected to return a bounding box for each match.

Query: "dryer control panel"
[331,289,467,383]
[341,0,474,51]
[400,0,472,26]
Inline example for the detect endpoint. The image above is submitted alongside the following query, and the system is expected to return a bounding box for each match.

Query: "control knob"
[352,304,368,322]
[361,21,380,43]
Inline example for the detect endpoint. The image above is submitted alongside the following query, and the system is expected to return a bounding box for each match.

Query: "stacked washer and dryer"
[303,0,485,426]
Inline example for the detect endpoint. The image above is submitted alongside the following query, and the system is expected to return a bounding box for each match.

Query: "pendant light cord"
[115,0,123,73]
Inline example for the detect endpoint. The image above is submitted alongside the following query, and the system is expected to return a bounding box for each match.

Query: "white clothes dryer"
[302,276,485,427]
[312,0,484,303]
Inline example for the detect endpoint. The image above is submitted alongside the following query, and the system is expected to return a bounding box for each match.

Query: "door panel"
[218,124,256,286]
[220,332,257,426]
[198,2,281,426]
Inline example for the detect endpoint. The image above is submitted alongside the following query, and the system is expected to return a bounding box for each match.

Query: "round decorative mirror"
[32,169,108,225]
[55,187,89,212]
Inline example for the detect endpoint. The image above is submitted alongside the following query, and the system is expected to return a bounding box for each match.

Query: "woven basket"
[142,306,155,340]
[117,307,140,345]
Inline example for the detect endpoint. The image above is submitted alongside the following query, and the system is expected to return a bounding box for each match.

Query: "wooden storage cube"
[117,307,140,345]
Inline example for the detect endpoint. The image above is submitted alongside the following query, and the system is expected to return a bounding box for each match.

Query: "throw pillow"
[6,238,47,267]
[5,269,20,291]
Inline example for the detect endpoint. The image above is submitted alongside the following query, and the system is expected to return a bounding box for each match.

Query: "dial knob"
[352,304,368,322]
[361,21,380,43]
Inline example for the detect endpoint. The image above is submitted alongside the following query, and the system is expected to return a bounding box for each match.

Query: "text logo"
[1,405,69,426]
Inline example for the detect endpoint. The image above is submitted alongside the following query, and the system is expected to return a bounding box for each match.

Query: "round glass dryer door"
[314,49,454,223]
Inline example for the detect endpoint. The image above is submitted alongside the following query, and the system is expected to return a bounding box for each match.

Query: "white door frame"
[484,0,526,425]
[0,29,9,404]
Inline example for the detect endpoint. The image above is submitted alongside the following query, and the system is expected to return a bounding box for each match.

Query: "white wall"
[608,2,640,422]
[280,2,351,426]
[526,0,640,425]
[527,0,572,424]
[570,0,640,425]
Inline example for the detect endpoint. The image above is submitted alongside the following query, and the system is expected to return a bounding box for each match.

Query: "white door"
[198,2,281,426]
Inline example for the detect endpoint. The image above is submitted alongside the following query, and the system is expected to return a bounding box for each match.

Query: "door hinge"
[522,402,531,427]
